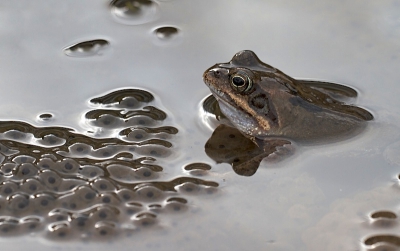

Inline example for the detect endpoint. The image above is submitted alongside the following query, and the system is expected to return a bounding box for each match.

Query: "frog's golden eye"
[230,72,252,93]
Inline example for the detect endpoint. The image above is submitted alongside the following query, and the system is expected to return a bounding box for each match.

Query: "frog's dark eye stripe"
[230,72,252,93]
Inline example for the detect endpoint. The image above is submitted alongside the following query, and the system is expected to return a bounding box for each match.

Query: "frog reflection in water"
[203,50,373,176]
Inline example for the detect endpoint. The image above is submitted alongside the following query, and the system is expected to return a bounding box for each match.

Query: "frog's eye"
[230,72,252,93]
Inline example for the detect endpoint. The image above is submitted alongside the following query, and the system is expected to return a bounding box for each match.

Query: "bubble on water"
[371,211,397,220]
[38,113,53,122]
[110,0,160,25]
[364,235,400,249]
[64,39,110,58]
[152,26,183,46]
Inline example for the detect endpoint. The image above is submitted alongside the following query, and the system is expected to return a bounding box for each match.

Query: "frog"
[202,50,373,176]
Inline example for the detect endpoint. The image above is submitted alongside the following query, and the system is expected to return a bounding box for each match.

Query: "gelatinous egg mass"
[0,89,218,240]
[110,0,159,25]
[64,39,110,57]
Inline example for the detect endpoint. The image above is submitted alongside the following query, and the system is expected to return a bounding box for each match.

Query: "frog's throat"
[210,89,271,132]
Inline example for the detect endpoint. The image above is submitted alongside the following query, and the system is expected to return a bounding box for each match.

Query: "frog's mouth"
[205,84,234,106]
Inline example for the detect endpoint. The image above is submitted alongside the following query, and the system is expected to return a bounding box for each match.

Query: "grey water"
[1,0,400,250]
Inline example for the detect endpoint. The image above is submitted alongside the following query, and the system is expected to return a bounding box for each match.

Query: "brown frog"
[203,50,373,176]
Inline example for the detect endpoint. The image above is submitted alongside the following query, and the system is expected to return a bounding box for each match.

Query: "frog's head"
[203,50,291,136]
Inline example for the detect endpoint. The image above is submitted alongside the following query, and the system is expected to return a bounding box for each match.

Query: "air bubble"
[64,39,110,58]
[110,0,160,25]
[371,211,397,219]
[38,113,53,121]
[152,26,183,46]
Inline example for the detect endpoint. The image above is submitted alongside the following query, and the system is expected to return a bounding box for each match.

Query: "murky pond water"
[1,0,400,250]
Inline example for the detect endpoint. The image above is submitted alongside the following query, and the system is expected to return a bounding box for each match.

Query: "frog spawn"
[0,89,218,240]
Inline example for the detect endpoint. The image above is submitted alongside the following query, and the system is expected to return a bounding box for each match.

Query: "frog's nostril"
[213,70,221,78]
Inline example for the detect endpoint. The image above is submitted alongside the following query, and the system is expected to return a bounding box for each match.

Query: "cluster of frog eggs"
[64,0,181,58]
[0,89,217,240]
